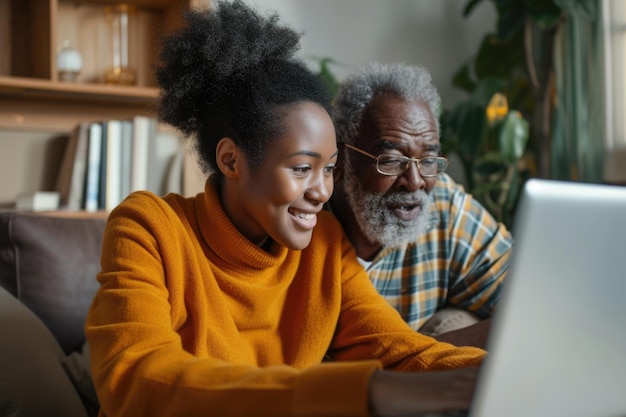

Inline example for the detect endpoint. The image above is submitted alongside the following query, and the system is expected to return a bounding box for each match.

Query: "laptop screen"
[469,179,626,417]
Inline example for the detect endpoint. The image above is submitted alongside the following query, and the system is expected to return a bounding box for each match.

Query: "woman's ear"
[216,137,240,178]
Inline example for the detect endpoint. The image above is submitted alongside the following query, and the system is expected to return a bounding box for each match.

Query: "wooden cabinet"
[0,0,202,208]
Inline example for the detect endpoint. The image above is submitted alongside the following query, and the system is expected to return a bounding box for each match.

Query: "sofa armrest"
[0,212,106,354]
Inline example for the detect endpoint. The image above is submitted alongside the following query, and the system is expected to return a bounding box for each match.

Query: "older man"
[328,62,513,348]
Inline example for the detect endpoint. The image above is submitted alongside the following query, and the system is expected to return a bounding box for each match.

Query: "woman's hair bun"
[156,0,303,134]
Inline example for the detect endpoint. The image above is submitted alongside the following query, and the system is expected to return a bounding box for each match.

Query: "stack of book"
[54,116,185,212]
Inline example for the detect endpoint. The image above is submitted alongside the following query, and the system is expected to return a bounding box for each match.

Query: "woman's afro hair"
[156,0,332,173]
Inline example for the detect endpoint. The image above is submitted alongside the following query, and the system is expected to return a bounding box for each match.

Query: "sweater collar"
[195,175,289,270]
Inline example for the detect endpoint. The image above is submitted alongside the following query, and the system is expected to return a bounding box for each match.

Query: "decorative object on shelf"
[57,40,83,82]
[16,191,61,212]
[103,4,137,85]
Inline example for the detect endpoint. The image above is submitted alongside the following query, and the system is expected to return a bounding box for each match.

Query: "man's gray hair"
[332,62,441,145]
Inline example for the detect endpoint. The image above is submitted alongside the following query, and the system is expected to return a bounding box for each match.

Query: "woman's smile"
[288,207,319,229]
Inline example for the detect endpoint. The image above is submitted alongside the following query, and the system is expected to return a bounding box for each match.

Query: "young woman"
[85,1,485,416]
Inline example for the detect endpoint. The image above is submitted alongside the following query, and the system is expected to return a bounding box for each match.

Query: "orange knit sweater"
[85,177,485,417]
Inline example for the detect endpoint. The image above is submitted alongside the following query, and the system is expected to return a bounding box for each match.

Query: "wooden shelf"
[0,208,110,219]
[0,96,157,132]
[74,0,185,9]
[0,0,189,132]
[0,76,158,104]
[0,0,197,208]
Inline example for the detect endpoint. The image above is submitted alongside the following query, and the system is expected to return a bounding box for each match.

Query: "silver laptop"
[468,178,626,417]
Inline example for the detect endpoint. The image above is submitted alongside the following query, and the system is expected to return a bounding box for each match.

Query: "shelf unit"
[0,0,200,208]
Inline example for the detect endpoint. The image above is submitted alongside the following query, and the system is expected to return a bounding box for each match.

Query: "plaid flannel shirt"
[363,173,513,331]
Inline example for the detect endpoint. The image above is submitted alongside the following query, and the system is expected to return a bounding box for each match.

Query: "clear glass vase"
[103,4,137,85]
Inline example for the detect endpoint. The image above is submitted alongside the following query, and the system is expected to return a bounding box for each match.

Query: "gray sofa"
[0,211,105,417]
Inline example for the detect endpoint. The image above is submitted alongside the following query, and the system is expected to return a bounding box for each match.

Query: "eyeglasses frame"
[342,143,448,178]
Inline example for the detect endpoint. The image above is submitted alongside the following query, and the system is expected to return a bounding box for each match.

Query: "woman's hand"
[368,367,479,416]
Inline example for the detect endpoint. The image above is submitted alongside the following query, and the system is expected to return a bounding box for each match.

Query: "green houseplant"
[440,0,594,229]
[440,91,529,229]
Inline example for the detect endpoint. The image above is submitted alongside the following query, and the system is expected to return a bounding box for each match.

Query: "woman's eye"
[324,164,337,174]
[293,166,311,174]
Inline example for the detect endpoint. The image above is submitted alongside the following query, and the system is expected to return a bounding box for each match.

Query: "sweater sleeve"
[328,224,486,370]
[85,192,380,417]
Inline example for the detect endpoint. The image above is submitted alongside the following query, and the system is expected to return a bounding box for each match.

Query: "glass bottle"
[103,4,137,85]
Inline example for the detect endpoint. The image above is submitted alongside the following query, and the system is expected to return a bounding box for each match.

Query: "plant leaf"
[475,34,520,80]
[554,0,597,20]
[524,0,561,15]
[499,110,529,163]
[451,100,486,159]
[530,10,564,29]
[311,56,340,98]
[497,3,527,40]
[474,152,507,177]
[471,78,507,107]
[452,62,476,93]
[463,0,486,17]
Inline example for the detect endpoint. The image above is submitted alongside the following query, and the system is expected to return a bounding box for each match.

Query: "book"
[67,123,90,210]
[130,116,156,193]
[84,122,103,212]
[120,119,133,200]
[103,119,124,211]
[54,122,89,209]
[147,125,183,196]
[16,191,61,212]
[97,121,108,210]
[53,125,78,206]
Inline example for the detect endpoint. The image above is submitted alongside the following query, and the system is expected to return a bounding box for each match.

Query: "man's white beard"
[343,158,434,248]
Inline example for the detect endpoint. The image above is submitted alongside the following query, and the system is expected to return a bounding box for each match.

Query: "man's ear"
[216,137,240,178]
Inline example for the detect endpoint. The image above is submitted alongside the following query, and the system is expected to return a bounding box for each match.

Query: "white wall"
[249,0,497,108]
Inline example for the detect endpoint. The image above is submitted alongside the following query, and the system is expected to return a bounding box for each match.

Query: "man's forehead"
[360,115,439,142]
[369,95,434,120]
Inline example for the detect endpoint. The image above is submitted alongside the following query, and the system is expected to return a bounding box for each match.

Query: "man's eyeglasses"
[343,143,449,178]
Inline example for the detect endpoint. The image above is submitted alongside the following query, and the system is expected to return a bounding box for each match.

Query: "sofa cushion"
[0,285,89,417]
[0,212,106,354]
